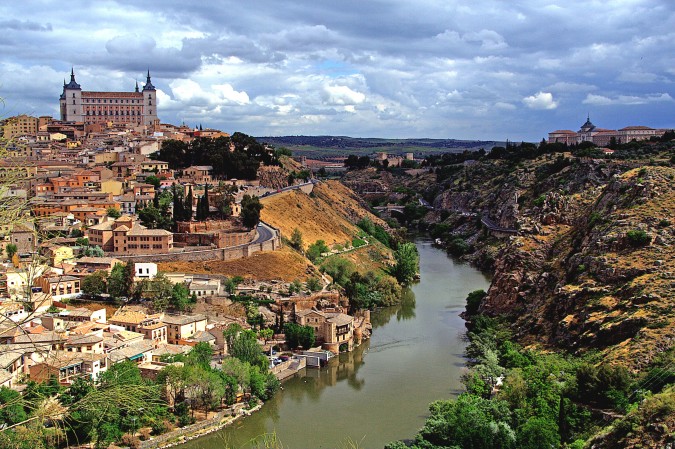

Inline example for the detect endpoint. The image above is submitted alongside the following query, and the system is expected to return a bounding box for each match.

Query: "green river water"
[179,239,491,448]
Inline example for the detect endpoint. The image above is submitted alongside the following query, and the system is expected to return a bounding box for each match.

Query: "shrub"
[352,237,366,248]
[465,289,486,316]
[533,194,546,207]
[588,212,602,227]
[626,229,651,247]
[448,237,469,256]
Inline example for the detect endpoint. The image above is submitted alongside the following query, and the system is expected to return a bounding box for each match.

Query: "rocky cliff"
[411,146,675,368]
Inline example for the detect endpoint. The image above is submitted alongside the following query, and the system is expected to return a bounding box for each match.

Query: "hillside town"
[0,73,373,405]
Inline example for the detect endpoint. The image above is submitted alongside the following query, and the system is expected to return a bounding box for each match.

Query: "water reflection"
[179,239,491,449]
[371,287,416,329]
[300,340,368,391]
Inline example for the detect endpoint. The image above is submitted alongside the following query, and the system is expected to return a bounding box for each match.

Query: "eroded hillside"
[377,142,675,368]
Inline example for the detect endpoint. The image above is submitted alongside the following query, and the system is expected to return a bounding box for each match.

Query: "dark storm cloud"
[0,0,673,139]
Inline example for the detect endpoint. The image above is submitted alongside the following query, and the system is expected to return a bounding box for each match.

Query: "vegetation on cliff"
[364,137,675,448]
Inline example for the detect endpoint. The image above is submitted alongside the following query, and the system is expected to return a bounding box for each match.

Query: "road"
[253,222,275,244]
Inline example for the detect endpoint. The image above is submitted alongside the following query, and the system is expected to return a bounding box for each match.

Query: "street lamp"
[131,416,137,438]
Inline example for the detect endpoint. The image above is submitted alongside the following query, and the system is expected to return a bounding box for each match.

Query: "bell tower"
[142,70,158,127]
[60,68,83,122]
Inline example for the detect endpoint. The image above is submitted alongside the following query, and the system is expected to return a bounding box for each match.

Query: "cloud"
[583,93,673,106]
[0,19,52,32]
[322,84,366,106]
[169,79,249,106]
[522,92,558,110]
[0,0,673,139]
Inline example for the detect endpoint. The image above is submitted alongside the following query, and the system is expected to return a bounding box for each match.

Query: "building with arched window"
[59,69,158,127]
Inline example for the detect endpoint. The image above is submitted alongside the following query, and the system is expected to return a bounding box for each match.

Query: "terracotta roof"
[162,314,207,326]
[127,228,172,236]
[110,309,149,325]
[326,313,354,326]
[107,341,154,363]
[620,126,654,130]
[66,333,103,345]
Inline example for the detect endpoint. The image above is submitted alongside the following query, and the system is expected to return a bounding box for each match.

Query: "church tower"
[142,70,158,126]
[60,68,83,122]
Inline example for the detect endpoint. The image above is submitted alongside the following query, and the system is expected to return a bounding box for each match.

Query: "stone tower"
[59,68,83,122]
[142,70,158,127]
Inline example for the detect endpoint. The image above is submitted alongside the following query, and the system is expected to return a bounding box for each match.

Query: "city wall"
[115,224,281,264]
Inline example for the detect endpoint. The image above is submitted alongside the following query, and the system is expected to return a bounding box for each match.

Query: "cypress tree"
[171,183,184,222]
[203,184,209,219]
[184,185,193,221]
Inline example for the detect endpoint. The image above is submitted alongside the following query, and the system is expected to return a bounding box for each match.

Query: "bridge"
[481,215,518,236]
[374,205,405,214]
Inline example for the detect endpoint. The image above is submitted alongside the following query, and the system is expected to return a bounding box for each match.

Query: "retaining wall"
[114,226,281,264]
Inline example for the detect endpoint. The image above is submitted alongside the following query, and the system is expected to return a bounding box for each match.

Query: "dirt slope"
[260,180,388,250]
[158,246,311,282]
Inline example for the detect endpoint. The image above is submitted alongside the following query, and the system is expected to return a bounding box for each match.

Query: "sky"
[0,0,673,141]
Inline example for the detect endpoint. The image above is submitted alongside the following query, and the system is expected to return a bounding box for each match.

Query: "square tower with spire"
[59,69,159,127]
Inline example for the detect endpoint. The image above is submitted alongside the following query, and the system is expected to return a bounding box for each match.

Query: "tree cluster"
[283,323,315,349]
[240,194,263,228]
[344,155,371,169]
[386,305,649,449]
[157,133,278,180]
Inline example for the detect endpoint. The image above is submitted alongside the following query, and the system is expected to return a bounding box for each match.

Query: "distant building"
[59,68,158,127]
[549,116,667,146]
[2,114,38,139]
[86,215,173,254]
[295,309,356,352]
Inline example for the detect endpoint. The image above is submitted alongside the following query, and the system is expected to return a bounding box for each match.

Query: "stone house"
[295,309,356,353]
[162,314,208,344]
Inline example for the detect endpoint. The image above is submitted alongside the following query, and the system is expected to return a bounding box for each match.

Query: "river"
[179,239,491,449]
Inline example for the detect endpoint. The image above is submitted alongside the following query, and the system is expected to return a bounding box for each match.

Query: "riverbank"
[176,240,490,449]
[133,403,263,449]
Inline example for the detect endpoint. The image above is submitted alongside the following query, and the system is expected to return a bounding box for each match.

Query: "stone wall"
[115,224,281,264]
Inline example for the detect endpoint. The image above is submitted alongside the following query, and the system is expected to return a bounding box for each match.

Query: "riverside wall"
[114,225,281,264]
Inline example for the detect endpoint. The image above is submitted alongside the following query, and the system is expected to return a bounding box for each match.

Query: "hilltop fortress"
[59,69,158,127]
[548,116,667,146]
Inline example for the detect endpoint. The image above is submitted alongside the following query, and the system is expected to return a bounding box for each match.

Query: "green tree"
[393,242,419,284]
[108,263,128,299]
[517,417,560,449]
[0,386,27,425]
[147,273,173,312]
[171,183,185,223]
[320,257,355,286]
[83,245,105,257]
[106,207,121,219]
[306,277,322,292]
[189,342,214,369]
[290,228,304,251]
[184,185,194,221]
[284,323,315,349]
[241,194,263,228]
[170,282,191,311]
[466,289,487,316]
[258,328,274,342]
[230,329,265,368]
[5,243,17,259]
[81,271,108,296]
[307,240,329,263]
[145,175,161,189]
[223,323,243,349]
[138,206,162,229]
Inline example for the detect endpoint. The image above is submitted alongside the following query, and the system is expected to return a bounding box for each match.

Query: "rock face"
[422,151,675,368]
